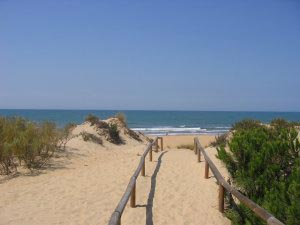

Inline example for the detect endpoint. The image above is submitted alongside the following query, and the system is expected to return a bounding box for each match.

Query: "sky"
[1,0,300,111]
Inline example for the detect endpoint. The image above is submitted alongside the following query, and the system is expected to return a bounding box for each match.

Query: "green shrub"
[108,123,122,144]
[290,121,300,127]
[0,117,18,173]
[217,119,300,225]
[23,121,58,168]
[58,123,76,149]
[231,119,261,131]
[224,208,243,225]
[271,118,293,130]
[85,114,99,126]
[80,132,102,144]
[210,133,228,147]
[0,117,60,174]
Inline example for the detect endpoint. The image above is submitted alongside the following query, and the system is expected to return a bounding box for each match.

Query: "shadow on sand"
[145,151,168,225]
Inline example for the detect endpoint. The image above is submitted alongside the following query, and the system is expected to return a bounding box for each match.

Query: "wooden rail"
[108,137,163,225]
[194,137,284,225]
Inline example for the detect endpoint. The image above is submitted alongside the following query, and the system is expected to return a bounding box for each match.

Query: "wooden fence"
[108,137,163,225]
[194,137,284,225]
[108,136,284,225]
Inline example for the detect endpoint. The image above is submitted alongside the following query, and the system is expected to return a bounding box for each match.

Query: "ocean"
[0,109,300,136]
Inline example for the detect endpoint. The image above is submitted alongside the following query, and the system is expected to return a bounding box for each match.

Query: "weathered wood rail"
[194,137,284,225]
[108,137,163,225]
[108,136,283,225]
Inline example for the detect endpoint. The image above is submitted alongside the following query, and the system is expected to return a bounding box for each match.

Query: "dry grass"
[116,112,127,125]
[80,131,103,145]
[177,144,194,150]
[210,133,228,147]
[85,114,99,126]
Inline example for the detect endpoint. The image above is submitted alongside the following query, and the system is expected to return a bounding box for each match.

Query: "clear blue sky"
[1,0,300,111]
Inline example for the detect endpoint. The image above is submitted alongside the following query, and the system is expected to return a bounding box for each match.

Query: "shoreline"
[146,133,223,136]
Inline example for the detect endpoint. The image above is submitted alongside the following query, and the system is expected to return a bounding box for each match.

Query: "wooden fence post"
[194,139,197,155]
[218,184,225,213]
[160,137,163,151]
[149,144,153,162]
[130,182,136,208]
[197,147,201,162]
[205,161,209,179]
[141,161,145,176]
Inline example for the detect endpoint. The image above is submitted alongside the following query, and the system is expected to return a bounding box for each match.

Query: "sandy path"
[120,148,231,225]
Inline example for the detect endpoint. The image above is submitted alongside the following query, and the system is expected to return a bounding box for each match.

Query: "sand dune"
[0,124,230,225]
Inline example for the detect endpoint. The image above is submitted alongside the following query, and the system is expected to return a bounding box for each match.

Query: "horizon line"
[1,108,300,113]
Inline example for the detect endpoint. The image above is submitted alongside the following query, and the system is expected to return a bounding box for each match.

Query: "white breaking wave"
[132,127,207,132]
[131,126,230,136]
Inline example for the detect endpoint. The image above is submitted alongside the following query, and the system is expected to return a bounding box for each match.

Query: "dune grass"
[177,144,194,150]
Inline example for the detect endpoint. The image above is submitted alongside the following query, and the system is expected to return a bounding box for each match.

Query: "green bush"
[85,114,99,126]
[217,119,300,225]
[290,121,300,127]
[231,119,261,131]
[108,123,122,144]
[270,118,294,130]
[225,208,243,225]
[0,117,18,173]
[0,117,60,174]
[58,123,76,149]
[23,121,58,168]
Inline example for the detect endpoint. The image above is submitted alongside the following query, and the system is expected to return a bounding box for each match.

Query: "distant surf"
[0,109,299,136]
[131,127,229,136]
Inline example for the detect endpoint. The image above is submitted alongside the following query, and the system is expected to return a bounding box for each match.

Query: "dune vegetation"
[0,117,75,174]
[84,113,123,144]
[177,144,194,150]
[210,133,228,148]
[84,113,143,144]
[216,119,300,225]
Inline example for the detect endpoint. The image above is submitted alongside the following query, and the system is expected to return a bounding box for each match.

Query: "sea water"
[0,109,299,136]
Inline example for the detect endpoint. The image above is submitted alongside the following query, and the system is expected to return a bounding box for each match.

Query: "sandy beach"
[161,134,216,149]
[0,123,230,225]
